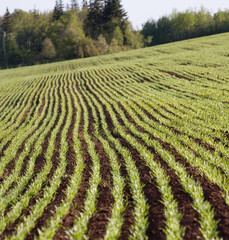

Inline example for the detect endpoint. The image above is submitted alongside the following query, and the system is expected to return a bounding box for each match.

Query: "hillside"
[0,33,229,239]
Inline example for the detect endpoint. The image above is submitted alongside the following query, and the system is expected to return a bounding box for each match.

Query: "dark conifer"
[2,8,12,33]
[85,0,104,39]
[103,0,127,42]
[71,0,79,10]
[103,0,127,24]
[53,0,64,21]
[2,8,12,68]
[82,0,88,8]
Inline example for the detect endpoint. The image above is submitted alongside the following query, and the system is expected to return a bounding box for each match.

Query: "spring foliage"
[0,0,143,68]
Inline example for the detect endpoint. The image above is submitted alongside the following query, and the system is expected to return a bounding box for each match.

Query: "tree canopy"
[1,2,229,69]
[0,0,143,68]
[142,8,229,46]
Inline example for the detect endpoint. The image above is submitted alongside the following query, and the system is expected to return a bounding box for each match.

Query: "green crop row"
[0,33,229,240]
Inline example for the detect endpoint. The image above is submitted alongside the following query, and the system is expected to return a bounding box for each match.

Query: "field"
[0,33,229,240]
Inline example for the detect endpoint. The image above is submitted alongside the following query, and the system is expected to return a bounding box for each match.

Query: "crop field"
[0,33,229,240]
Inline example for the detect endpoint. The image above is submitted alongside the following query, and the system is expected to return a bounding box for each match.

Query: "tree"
[103,0,127,24]
[195,7,214,36]
[108,38,122,53]
[49,9,86,59]
[71,0,79,10]
[82,0,88,8]
[2,8,13,68]
[41,37,56,59]
[141,8,222,45]
[53,0,64,21]
[113,26,123,45]
[214,11,229,33]
[157,16,172,43]
[141,20,156,46]
[10,10,47,64]
[82,37,99,57]
[2,8,12,33]
[85,0,104,39]
[124,22,144,49]
[96,34,108,54]
[103,0,127,43]
[78,2,89,23]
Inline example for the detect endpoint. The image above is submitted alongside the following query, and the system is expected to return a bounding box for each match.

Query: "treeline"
[1,2,229,69]
[0,0,143,68]
[142,8,229,46]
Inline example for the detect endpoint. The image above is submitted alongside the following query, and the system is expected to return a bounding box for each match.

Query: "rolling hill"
[0,33,229,239]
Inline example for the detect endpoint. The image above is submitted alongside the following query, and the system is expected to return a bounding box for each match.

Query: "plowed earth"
[1,33,229,239]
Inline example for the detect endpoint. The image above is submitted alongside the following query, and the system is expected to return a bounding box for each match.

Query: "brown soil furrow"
[157,139,229,239]
[1,91,26,121]
[168,103,206,122]
[134,101,182,135]
[100,104,134,240]
[52,79,92,239]
[19,82,54,178]
[88,76,165,238]
[158,104,182,118]
[188,72,222,83]
[1,80,53,183]
[131,103,229,181]
[121,66,153,83]
[25,77,77,239]
[12,79,46,131]
[114,131,166,239]
[5,80,45,130]
[82,96,114,239]
[139,101,217,152]
[81,76,134,239]
[157,82,200,99]
[19,86,41,125]
[159,70,193,81]
[77,77,114,239]
[114,102,202,239]
[120,99,229,238]
[1,79,61,237]
[86,138,113,239]
[140,99,178,121]
[17,81,62,200]
[0,141,12,164]
[38,88,48,116]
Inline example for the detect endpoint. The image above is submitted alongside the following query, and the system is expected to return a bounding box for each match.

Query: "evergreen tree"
[71,0,79,10]
[53,0,64,21]
[103,0,127,42]
[2,7,12,33]
[2,8,13,68]
[82,0,88,8]
[85,0,104,39]
[103,0,127,25]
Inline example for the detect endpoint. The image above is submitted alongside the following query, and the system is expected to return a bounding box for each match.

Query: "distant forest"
[0,0,229,68]
[142,7,229,46]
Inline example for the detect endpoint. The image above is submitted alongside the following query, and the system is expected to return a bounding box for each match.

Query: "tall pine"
[103,0,127,42]
[2,8,12,33]
[85,0,104,39]
[53,0,64,21]
[2,8,12,68]
[103,0,127,23]
[82,0,88,8]
[70,0,79,10]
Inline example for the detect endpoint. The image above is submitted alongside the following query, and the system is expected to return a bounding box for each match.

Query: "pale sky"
[1,0,228,28]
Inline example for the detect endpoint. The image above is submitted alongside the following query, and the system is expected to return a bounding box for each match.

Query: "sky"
[1,0,228,28]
